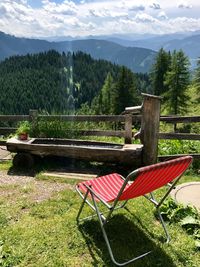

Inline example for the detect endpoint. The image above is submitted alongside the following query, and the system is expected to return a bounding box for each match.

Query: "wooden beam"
[0,115,29,122]
[124,114,133,144]
[158,154,200,161]
[76,130,125,137]
[38,115,126,122]
[124,105,142,114]
[140,94,162,165]
[159,133,200,140]
[160,115,200,123]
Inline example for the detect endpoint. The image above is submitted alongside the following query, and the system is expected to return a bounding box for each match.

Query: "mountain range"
[105,32,200,67]
[0,31,156,73]
[1,30,200,73]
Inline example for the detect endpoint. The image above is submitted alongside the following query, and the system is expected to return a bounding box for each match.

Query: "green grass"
[0,168,200,267]
[0,161,12,171]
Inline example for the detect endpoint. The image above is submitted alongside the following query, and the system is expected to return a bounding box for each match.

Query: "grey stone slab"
[170,182,200,210]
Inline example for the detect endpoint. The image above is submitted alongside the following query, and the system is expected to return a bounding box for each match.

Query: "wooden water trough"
[6,137,143,168]
[6,94,162,168]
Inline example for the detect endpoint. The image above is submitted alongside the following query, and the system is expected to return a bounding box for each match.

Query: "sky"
[0,0,200,38]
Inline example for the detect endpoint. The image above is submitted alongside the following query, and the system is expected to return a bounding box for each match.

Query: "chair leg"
[149,193,170,243]
[76,188,90,222]
[91,193,151,266]
[156,207,170,243]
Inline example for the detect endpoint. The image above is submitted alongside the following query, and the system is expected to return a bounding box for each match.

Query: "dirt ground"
[0,170,73,202]
[0,146,12,160]
[0,146,73,203]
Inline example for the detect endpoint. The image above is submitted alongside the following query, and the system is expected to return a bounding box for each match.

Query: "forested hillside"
[0,32,156,73]
[0,50,149,114]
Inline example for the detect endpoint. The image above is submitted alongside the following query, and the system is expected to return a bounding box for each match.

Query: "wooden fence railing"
[1,114,199,141]
[0,112,135,144]
[0,94,199,162]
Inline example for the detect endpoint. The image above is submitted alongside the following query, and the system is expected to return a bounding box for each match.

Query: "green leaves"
[160,199,200,248]
[180,216,200,227]
[159,139,200,156]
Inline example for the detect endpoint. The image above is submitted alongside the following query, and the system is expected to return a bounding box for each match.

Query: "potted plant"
[16,121,31,140]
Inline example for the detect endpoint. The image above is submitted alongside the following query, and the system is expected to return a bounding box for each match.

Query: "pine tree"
[193,58,200,103]
[112,66,138,114]
[164,50,190,115]
[151,48,171,96]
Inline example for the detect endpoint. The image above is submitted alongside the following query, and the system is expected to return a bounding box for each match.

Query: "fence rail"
[0,112,199,141]
[159,133,200,140]
[160,115,200,123]
[0,115,29,122]
[0,105,199,162]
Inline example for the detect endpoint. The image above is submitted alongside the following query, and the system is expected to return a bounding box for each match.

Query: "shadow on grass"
[78,214,176,267]
[7,155,131,178]
[123,206,165,243]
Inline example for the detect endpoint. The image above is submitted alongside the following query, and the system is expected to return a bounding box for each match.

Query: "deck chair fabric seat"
[77,156,192,202]
[76,156,193,266]
[77,173,128,202]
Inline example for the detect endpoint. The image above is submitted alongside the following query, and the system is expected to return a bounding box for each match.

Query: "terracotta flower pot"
[18,133,28,140]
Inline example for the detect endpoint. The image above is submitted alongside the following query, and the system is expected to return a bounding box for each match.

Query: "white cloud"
[157,11,168,20]
[178,1,192,9]
[128,5,145,12]
[89,8,127,18]
[43,0,77,15]
[135,13,156,23]
[0,0,200,37]
[150,3,161,10]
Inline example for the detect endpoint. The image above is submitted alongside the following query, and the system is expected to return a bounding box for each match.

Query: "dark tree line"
[0,50,148,115]
[1,48,198,117]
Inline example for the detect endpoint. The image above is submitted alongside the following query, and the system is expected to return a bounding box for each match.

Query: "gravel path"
[0,170,73,203]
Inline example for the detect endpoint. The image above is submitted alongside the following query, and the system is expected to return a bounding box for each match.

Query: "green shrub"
[159,140,200,156]
[16,121,31,135]
[159,199,200,248]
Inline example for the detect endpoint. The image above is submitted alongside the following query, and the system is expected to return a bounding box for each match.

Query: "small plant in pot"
[16,121,31,140]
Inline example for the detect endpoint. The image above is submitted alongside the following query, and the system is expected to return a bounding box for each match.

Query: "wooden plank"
[77,130,125,137]
[124,114,132,144]
[0,115,29,122]
[160,116,200,123]
[159,133,200,140]
[42,172,97,181]
[158,154,200,161]
[38,115,126,122]
[124,105,142,114]
[140,94,162,165]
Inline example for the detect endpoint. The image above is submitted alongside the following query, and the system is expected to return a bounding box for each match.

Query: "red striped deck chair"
[76,156,192,266]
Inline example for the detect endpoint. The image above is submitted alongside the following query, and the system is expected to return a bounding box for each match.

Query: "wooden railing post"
[124,114,132,144]
[140,94,162,166]
[29,109,38,133]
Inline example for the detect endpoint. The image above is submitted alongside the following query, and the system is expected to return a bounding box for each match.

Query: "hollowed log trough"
[6,137,143,168]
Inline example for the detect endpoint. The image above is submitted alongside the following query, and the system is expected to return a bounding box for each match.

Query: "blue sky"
[0,0,200,38]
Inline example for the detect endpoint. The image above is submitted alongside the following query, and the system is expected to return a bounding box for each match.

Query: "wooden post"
[124,114,132,144]
[29,109,38,133]
[140,94,162,166]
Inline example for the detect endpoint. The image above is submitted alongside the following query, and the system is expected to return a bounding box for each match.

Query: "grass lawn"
[0,161,200,267]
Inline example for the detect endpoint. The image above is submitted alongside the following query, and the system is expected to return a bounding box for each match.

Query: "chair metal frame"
[76,156,192,266]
